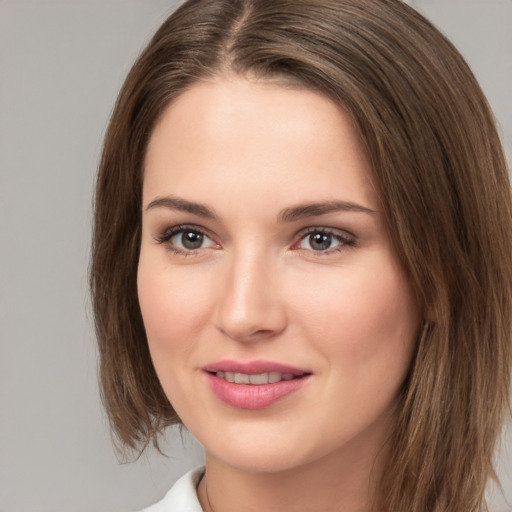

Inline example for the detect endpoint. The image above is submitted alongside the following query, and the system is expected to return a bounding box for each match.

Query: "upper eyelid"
[154,224,356,248]
[154,224,216,245]
[293,226,358,252]
[295,225,356,241]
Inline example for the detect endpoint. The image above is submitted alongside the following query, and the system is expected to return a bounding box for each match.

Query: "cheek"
[289,258,419,375]
[136,255,214,374]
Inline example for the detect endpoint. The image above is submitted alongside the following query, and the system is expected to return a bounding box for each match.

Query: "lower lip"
[204,372,311,410]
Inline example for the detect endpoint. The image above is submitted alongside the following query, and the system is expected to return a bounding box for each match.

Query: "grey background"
[0,1,510,511]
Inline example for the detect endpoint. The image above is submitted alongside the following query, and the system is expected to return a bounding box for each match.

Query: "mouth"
[209,370,306,385]
[202,360,312,409]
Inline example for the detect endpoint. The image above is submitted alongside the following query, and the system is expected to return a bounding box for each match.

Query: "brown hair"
[91,0,512,510]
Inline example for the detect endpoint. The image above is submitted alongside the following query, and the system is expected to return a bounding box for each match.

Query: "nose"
[214,248,287,343]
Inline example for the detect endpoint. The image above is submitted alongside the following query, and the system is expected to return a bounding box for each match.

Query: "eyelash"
[154,224,217,256]
[294,227,356,255]
[154,224,356,256]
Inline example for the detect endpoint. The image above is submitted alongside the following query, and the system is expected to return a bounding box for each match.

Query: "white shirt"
[139,466,205,512]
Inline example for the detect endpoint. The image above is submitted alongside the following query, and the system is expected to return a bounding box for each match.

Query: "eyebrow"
[278,200,376,222]
[145,196,376,221]
[145,196,218,219]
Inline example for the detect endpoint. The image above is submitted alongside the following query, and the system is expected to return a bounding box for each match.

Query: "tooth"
[217,371,299,384]
[268,372,282,383]
[235,373,250,384]
[249,373,269,385]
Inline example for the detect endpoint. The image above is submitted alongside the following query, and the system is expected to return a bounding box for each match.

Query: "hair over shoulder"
[90,1,512,510]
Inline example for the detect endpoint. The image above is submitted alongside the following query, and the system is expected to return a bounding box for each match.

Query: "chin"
[214,451,306,474]
[201,429,332,475]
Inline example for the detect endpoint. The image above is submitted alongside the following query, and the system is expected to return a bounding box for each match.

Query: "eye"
[156,225,219,254]
[172,229,209,250]
[296,228,355,253]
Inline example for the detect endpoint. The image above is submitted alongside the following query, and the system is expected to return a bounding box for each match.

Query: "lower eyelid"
[154,225,221,255]
[153,225,355,253]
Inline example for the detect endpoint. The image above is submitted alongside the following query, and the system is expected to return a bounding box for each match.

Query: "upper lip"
[202,359,311,375]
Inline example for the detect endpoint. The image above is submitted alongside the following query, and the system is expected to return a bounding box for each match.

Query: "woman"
[90,0,512,510]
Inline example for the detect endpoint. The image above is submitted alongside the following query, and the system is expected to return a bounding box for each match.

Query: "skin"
[138,77,420,512]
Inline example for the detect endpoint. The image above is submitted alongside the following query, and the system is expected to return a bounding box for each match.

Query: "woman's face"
[138,77,420,473]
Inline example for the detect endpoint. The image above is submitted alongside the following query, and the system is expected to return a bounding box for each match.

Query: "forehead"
[143,77,378,211]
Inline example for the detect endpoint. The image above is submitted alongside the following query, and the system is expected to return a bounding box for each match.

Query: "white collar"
[139,466,205,512]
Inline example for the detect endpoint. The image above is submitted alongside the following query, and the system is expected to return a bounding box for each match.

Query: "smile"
[214,371,302,385]
[202,360,312,409]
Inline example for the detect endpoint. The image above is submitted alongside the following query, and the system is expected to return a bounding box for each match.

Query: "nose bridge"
[215,243,285,342]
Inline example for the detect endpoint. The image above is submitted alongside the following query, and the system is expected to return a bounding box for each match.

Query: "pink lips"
[202,359,312,410]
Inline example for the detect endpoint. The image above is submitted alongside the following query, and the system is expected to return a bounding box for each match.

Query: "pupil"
[182,231,203,249]
[310,232,331,250]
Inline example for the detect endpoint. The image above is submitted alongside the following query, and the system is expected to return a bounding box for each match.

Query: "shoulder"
[137,466,205,512]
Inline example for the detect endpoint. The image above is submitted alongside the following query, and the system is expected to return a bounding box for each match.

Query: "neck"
[197,436,388,512]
